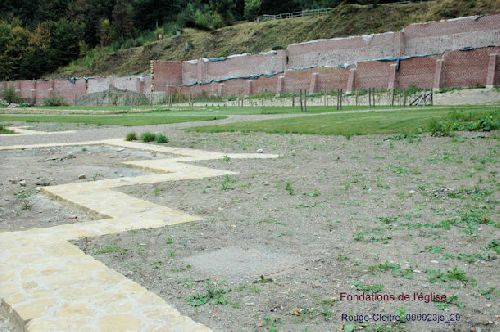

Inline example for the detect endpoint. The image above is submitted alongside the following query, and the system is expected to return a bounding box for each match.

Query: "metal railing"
[255,8,333,22]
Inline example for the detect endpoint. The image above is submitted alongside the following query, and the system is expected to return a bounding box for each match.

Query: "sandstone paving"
[0,138,278,331]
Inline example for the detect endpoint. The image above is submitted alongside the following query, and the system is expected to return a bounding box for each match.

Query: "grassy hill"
[53,0,500,78]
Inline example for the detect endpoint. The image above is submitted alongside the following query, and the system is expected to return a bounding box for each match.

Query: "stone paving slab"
[0,139,278,331]
[0,126,75,137]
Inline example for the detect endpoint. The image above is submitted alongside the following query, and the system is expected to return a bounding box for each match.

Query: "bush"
[140,131,156,142]
[125,132,137,141]
[44,93,68,106]
[154,133,169,143]
[1,86,21,103]
[429,119,452,137]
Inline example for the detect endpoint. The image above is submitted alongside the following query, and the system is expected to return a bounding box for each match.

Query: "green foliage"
[140,131,156,142]
[0,125,15,134]
[352,281,384,293]
[43,93,68,106]
[1,86,21,103]
[154,133,169,143]
[125,132,137,141]
[186,281,230,306]
[285,181,295,195]
[138,132,170,143]
[221,175,236,190]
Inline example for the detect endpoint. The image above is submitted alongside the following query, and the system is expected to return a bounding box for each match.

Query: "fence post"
[299,89,303,112]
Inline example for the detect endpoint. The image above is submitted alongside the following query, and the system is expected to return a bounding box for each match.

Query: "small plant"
[154,133,169,143]
[0,124,15,134]
[222,155,231,162]
[16,191,32,210]
[92,172,104,181]
[153,186,161,196]
[221,175,236,190]
[303,190,320,197]
[43,93,68,106]
[1,86,20,103]
[186,281,231,307]
[352,281,384,293]
[285,181,295,195]
[140,131,156,142]
[126,132,137,141]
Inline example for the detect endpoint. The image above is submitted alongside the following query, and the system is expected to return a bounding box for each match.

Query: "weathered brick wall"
[315,67,349,91]
[397,56,436,88]
[87,76,144,94]
[181,50,286,85]
[442,47,499,88]
[282,70,311,93]
[404,14,500,56]
[287,32,398,69]
[253,76,278,94]
[34,80,52,104]
[53,79,87,104]
[354,61,392,89]
[152,61,183,91]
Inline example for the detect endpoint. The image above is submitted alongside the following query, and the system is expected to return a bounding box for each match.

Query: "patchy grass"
[0,114,226,126]
[189,106,500,136]
[0,124,14,134]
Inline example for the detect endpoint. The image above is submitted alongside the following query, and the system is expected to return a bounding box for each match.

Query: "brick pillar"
[15,81,21,94]
[48,80,55,95]
[433,59,444,91]
[394,31,405,57]
[31,79,37,104]
[218,83,224,96]
[276,76,285,95]
[197,59,207,83]
[346,68,356,93]
[309,72,318,94]
[246,80,254,96]
[486,53,498,89]
[387,63,398,90]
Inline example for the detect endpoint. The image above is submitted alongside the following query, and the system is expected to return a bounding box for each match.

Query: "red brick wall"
[253,76,278,94]
[152,61,183,91]
[397,56,436,89]
[316,67,349,91]
[282,70,310,93]
[404,14,500,56]
[53,79,87,104]
[354,62,391,89]
[442,47,498,88]
[287,33,397,69]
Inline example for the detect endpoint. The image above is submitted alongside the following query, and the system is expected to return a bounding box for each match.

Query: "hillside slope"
[54,0,500,78]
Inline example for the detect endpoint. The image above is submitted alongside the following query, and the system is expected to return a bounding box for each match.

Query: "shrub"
[44,93,68,106]
[154,133,169,143]
[1,86,21,103]
[125,132,137,141]
[429,119,452,137]
[140,131,156,142]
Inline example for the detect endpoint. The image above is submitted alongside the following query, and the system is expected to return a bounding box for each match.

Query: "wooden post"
[299,89,303,112]
[339,89,342,110]
[292,94,295,107]
[304,90,307,112]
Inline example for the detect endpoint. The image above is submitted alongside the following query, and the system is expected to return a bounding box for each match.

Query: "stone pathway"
[0,139,278,331]
[0,126,75,137]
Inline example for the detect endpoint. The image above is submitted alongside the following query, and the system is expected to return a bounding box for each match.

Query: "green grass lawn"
[189,106,500,136]
[0,114,226,126]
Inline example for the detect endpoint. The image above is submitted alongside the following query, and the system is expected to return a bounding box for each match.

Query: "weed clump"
[138,132,169,143]
[125,132,137,141]
[140,131,156,142]
[154,133,169,143]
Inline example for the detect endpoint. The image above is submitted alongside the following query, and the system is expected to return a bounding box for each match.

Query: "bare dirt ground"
[53,129,498,331]
[0,116,498,331]
[0,145,174,232]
